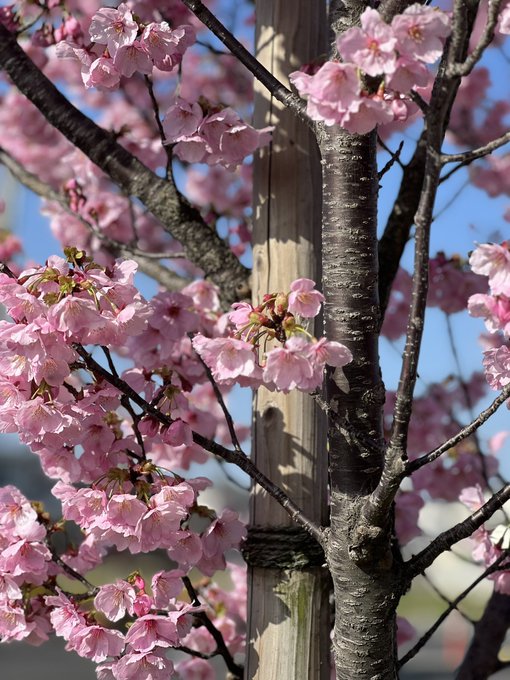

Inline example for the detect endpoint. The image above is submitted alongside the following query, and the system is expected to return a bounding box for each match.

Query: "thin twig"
[100,346,146,456]
[399,550,510,668]
[182,576,243,678]
[444,314,491,489]
[407,384,510,473]
[192,342,243,452]
[49,548,99,595]
[441,130,510,165]
[143,74,175,183]
[377,139,405,180]
[422,572,474,624]
[405,485,510,581]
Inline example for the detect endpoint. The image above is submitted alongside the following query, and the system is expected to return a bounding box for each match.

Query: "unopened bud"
[274,292,288,317]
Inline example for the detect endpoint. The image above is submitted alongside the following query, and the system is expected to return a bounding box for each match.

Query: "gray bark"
[319,121,401,679]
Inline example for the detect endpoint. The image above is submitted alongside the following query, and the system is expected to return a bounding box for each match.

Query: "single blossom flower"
[287,278,325,318]
[337,7,397,77]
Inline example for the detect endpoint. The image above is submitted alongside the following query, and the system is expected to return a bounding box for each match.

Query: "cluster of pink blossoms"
[57,3,195,89]
[192,278,353,393]
[163,96,273,169]
[290,4,451,134]
[0,486,53,646]
[467,242,510,392]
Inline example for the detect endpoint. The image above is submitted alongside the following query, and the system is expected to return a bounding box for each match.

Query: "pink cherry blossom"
[192,334,260,384]
[167,530,203,569]
[125,614,182,652]
[134,488,189,552]
[0,603,34,642]
[89,3,138,57]
[387,55,430,93]
[459,485,486,511]
[201,509,246,558]
[468,293,510,336]
[500,3,510,34]
[114,42,153,78]
[111,649,175,680]
[483,345,510,390]
[82,56,121,90]
[263,336,315,392]
[152,570,185,610]
[392,4,451,64]
[163,98,203,142]
[341,93,394,135]
[141,22,195,71]
[1,539,52,582]
[176,657,215,680]
[70,624,125,662]
[290,61,360,127]
[469,243,510,296]
[337,8,397,77]
[94,581,136,622]
[45,590,86,640]
[287,278,325,318]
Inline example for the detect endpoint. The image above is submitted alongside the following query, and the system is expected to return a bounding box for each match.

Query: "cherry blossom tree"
[0,1,510,679]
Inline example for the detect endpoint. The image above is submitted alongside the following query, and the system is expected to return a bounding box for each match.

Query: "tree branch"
[399,551,510,669]
[0,145,187,291]
[408,385,510,473]
[72,344,325,547]
[0,25,249,305]
[182,576,243,678]
[447,0,504,77]
[378,133,427,320]
[179,0,308,122]
[405,485,510,581]
[456,589,510,679]
[440,129,510,183]
[356,1,481,542]
[441,130,510,165]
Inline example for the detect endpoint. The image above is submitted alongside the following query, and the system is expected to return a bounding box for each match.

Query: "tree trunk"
[245,2,330,679]
[319,116,400,680]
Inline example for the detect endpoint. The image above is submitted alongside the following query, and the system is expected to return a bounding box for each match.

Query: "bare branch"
[0,26,249,305]
[182,576,243,678]
[378,133,426,318]
[179,0,308,122]
[447,0,504,78]
[399,551,510,668]
[422,572,475,624]
[405,485,510,581]
[377,0,418,23]
[377,139,405,180]
[407,385,510,473]
[441,130,510,165]
[440,129,510,184]
[457,589,510,679]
